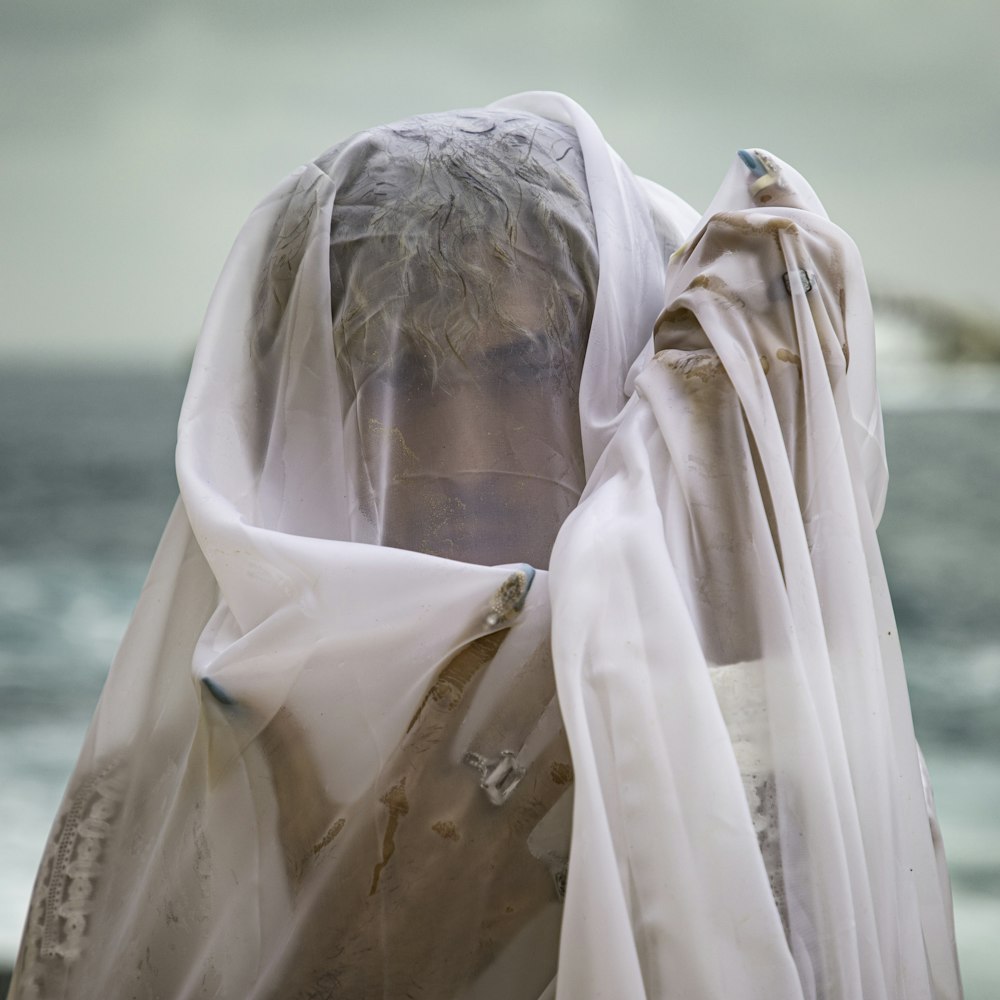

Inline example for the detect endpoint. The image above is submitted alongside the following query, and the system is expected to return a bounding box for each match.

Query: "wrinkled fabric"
[10,93,961,1000]
[551,148,961,1000]
[320,113,599,568]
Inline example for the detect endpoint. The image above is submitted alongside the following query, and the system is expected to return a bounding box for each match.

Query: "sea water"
[0,367,998,995]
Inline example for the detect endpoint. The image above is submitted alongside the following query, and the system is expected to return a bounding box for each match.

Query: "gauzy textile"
[10,93,962,1000]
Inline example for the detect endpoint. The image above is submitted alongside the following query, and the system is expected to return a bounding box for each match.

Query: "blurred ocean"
[0,362,998,995]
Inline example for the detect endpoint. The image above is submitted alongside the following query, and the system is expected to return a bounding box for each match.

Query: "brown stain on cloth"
[369,779,410,895]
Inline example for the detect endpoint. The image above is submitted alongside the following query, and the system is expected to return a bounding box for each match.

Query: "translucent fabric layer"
[9,94,961,1000]
[550,150,961,1000]
[319,114,597,567]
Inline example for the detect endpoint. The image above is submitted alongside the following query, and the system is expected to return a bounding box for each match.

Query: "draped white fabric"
[550,146,961,999]
[10,93,961,1000]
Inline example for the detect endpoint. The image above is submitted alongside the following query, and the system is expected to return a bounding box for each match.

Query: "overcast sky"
[2,0,997,366]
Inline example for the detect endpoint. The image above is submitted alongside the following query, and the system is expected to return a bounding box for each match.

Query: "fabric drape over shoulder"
[9,93,961,1000]
[549,147,961,999]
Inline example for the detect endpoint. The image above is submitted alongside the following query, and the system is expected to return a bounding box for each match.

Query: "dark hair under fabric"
[325,112,596,371]
[320,111,599,567]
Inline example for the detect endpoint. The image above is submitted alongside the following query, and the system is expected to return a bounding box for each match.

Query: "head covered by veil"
[317,110,598,567]
[10,93,961,1000]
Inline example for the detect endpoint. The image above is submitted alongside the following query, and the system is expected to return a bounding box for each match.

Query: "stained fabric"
[550,146,961,1000]
[10,94,961,1000]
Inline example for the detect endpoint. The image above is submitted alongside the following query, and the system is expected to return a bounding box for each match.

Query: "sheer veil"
[9,93,961,1000]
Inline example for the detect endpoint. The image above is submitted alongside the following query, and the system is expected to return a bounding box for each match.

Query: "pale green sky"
[2,0,997,365]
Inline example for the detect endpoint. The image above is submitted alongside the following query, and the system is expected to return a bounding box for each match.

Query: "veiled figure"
[10,93,961,1000]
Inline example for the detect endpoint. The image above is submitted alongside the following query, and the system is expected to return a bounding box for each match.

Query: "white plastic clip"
[484,565,535,629]
[463,750,525,806]
[783,269,814,295]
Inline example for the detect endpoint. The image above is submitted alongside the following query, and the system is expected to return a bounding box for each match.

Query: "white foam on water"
[952,892,1000,1000]
[875,312,1000,411]
[923,749,1000,998]
[879,362,1000,412]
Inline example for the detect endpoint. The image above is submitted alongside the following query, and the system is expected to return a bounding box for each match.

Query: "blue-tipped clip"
[738,149,767,177]
[203,676,236,706]
[484,564,536,628]
[738,148,779,197]
[514,564,536,610]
